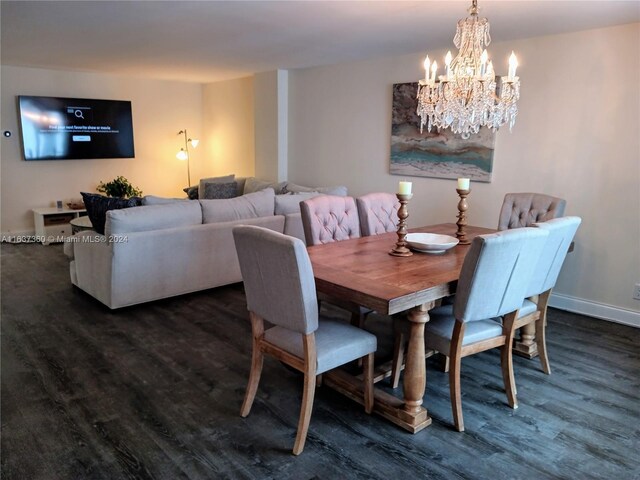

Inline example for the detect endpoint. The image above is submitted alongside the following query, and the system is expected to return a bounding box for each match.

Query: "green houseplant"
[97,176,142,198]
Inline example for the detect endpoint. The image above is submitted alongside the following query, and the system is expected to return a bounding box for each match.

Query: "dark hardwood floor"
[2,243,639,479]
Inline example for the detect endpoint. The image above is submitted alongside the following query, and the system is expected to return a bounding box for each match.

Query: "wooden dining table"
[307,222,495,433]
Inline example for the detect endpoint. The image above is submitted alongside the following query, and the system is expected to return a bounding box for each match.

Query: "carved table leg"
[402,302,434,416]
[513,295,539,359]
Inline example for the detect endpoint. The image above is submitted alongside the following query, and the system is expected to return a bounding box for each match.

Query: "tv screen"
[17,96,135,160]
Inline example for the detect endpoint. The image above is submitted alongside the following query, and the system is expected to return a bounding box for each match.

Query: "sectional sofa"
[65,187,326,309]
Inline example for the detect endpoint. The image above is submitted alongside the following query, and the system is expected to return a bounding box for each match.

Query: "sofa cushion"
[198,174,235,199]
[284,182,348,196]
[275,192,321,215]
[81,192,142,235]
[202,181,238,199]
[200,188,275,224]
[142,195,189,206]
[243,177,287,195]
[105,201,203,237]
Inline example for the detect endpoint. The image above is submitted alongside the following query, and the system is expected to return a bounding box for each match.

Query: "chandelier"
[416,0,520,139]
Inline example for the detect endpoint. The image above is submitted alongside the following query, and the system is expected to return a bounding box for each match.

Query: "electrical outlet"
[634,283,640,301]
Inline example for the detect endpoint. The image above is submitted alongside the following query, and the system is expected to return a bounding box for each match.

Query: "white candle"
[398,181,412,195]
[445,51,452,78]
[508,51,518,81]
[430,61,438,83]
[457,178,470,190]
[423,55,430,83]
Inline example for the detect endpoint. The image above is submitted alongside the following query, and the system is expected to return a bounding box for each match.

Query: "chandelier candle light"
[176,129,199,187]
[455,178,471,245]
[390,181,413,257]
[416,0,520,139]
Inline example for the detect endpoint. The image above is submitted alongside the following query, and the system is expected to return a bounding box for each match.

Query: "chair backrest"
[454,227,549,323]
[300,195,361,247]
[498,193,566,231]
[356,192,399,236]
[233,225,319,335]
[524,216,582,297]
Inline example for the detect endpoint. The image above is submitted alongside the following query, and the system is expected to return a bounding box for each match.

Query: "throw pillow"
[274,192,321,215]
[202,181,238,199]
[81,192,142,235]
[183,185,199,200]
[200,188,275,224]
[284,182,348,196]
[243,177,287,195]
[198,174,235,199]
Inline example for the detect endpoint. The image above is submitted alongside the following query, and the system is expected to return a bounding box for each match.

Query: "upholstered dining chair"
[300,195,371,328]
[391,227,549,432]
[356,192,400,236]
[512,216,582,375]
[233,225,376,455]
[498,192,566,231]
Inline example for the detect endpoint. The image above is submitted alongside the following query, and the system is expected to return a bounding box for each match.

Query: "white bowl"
[406,233,459,254]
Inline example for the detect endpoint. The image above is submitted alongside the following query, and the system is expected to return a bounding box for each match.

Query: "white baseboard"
[549,292,640,328]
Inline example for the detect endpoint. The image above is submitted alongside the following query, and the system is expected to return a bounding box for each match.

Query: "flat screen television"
[17,96,135,160]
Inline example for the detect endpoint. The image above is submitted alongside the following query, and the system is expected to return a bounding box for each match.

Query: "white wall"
[1,66,203,232]
[202,76,255,178]
[288,23,640,318]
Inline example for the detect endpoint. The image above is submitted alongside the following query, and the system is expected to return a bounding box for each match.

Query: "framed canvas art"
[390,82,496,182]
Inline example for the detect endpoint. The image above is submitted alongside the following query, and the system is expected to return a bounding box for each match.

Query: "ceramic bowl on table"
[406,233,459,254]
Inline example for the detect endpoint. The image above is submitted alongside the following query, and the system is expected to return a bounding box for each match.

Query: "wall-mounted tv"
[17,96,135,160]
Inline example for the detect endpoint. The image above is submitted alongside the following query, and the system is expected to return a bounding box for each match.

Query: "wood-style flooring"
[1,243,639,479]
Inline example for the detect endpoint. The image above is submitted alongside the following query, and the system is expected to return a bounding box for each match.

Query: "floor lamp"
[177,129,199,187]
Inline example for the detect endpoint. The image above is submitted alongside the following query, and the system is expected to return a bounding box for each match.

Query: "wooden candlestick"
[390,193,413,257]
[455,188,471,245]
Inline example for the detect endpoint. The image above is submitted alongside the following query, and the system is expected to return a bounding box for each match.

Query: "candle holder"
[455,188,471,245]
[390,193,413,257]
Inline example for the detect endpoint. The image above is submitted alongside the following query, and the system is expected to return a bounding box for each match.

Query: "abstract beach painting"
[390,82,496,182]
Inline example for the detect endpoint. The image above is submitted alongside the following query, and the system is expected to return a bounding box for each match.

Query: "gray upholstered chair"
[300,195,371,328]
[356,192,399,236]
[513,216,582,375]
[498,193,566,231]
[391,227,549,431]
[300,195,361,246]
[233,225,376,455]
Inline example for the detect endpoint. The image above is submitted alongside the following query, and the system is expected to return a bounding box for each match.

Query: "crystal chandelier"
[416,0,520,139]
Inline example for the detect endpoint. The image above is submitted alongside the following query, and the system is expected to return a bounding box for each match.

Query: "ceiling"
[2,1,639,83]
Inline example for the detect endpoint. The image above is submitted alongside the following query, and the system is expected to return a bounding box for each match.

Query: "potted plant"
[97,176,142,198]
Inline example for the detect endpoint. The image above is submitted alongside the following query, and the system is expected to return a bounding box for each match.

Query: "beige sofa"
[65,188,307,309]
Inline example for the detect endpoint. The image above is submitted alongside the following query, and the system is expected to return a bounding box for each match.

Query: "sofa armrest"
[71,232,115,307]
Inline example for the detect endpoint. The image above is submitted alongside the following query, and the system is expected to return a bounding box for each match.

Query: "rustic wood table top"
[308,223,495,315]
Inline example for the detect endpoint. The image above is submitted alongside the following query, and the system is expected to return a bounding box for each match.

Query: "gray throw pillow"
[284,182,348,196]
[243,177,287,195]
[142,195,189,206]
[203,181,238,199]
[198,174,235,199]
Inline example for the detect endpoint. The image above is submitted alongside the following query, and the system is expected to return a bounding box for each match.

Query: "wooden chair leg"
[536,291,552,375]
[241,312,265,417]
[449,321,465,432]
[390,332,405,389]
[293,334,317,456]
[363,353,374,414]
[501,311,519,409]
[438,353,450,373]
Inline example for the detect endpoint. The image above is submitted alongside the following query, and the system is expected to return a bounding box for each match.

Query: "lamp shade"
[176,149,188,161]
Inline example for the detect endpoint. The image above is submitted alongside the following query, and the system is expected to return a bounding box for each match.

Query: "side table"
[70,216,94,234]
